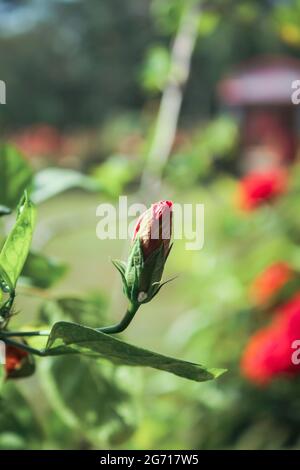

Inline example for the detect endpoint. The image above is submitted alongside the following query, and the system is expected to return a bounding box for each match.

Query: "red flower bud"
[5,345,29,378]
[133,200,173,259]
[113,200,174,306]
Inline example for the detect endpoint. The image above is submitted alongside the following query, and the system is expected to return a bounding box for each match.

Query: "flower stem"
[0,305,139,356]
[1,336,46,357]
[1,330,50,337]
[97,304,139,334]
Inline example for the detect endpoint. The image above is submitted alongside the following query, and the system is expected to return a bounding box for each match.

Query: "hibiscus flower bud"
[5,345,29,378]
[133,200,173,259]
[112,200,173,307]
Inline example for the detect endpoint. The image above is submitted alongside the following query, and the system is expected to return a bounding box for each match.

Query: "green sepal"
[138,244,167,303]
[149,275,178,301]
[116,239,172,305]
[111,259,129,298]
[144,245,165,285]
[125,239,144,303]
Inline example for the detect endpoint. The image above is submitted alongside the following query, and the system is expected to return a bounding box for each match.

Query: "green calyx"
[112,239,173,306]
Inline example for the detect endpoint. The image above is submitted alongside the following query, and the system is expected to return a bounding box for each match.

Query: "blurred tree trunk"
[141,2,201,198]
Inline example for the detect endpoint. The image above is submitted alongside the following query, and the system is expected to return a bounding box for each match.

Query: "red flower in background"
[241,293,300,385]
[250,262,293,306]
[238,169,288,211]
[11,125,65,159]
[5,345,28,378]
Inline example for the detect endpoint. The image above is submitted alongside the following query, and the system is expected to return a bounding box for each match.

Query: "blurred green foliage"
[0,0,296,130]
[1,0,300,452]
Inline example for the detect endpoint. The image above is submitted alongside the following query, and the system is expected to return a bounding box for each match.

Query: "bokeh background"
[2,0,300,450]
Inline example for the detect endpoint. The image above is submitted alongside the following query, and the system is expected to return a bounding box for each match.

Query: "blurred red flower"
[11,125,65,159]
[250,262,293,306]
[5,345,28,378]
[238,169,288,211]
[241,293,300,385]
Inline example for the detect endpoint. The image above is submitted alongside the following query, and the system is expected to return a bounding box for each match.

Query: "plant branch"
[97,304,139,335]
[0,305,139,357]
[0,336,46,357]
[1,330,50,337]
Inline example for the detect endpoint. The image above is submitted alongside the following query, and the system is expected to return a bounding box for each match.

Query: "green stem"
[1,337,46,357]
[97,304,139,334]
[0,305,139,356]
[2,330,50,337]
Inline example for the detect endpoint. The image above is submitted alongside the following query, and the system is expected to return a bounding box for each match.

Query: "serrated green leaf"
[0,144,33,208]
[0,193,36,287]
[44,321,226,382]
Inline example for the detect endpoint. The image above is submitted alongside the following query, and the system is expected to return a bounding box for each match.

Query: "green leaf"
[141,46,171,92]
[0,386,42,448]
[31,168,100,204]
[0,144,33,208]
[92,155,137,197]
[198,12,220,36]
[21,251,68,289]
[44,321,226,382]
[40,296,108,329]
[0,206,11,218]
[0,193,36,287]
[0,265,15,320]
[40,355,137,443]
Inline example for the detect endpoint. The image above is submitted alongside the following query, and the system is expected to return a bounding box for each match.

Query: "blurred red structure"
[219,56,300,173]
[241,293,300,385]
[11,125,66,160]
[237,168,288,211]
[250,262,294,306]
